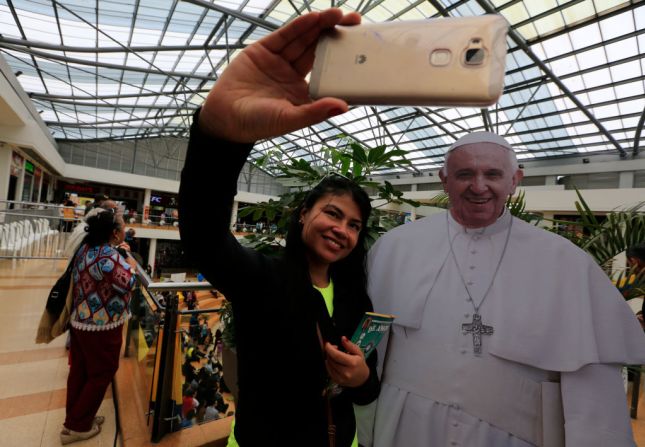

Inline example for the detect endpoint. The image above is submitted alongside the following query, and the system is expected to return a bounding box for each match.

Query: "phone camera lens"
[465,48,485,65]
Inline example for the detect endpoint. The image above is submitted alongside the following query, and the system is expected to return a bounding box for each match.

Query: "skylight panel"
[618,98,645,115]
[561,75,585,93]
[540,34,574,58]
[501,2,529,26]
[568,110,588,124]
[562,0,595,26]
[587,86,616,104]
[602,118,624,130]
[576,46,607,70]
[362,5,394,22]
[569,22,602,49]
[621,115,639,128]
[411,2,439,18]
[0,6,22,37]
[592,103,620,119]
[581,68,611,89]
[610,60,641,83]
[615,80,644,98]
[131,26,163,46]
[605,38,639,63]
[396,7,429,21]
[574,123,597,136]
[579,135,604,145]
[516,22,538,41]
[533,12,565,37]
[599,10,635,40]
[548,55,579,76]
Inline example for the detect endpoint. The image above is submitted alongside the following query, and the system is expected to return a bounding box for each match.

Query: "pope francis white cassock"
[359,132,645,447]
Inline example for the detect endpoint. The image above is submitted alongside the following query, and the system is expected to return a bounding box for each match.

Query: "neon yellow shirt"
[227,279,358,447]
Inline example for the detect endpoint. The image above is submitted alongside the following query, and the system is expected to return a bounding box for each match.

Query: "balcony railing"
[0,200,81,259]
[125,259,232,443]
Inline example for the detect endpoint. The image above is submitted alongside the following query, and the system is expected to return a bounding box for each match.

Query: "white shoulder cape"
[367,211,645,371]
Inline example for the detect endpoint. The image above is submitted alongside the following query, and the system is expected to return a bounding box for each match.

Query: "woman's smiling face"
[300,193,363,268]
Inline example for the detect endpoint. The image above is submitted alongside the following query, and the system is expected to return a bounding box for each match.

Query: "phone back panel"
[309,16,508,107]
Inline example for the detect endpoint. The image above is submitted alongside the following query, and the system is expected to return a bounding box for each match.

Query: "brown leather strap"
[326,395,336,447]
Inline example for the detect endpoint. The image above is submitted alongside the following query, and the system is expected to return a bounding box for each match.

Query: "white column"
[143,188,152,223]
[148,238,157,277]
[409,184,417,221]
[619,171,634,189]
[0,145,11,222]
[47,178,54,202]
[544,176,557,186]
[230,200,239,230]
[36,171,44,203]
[16,160,25,202]
[143,188,152,205]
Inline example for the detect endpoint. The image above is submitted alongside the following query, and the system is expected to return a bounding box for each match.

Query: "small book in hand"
[350,312,395,359]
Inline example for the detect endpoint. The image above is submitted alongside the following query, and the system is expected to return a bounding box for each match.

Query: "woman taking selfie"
[178,8,379,447]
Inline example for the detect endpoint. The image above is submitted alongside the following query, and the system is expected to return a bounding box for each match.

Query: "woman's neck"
[309,263,330,288]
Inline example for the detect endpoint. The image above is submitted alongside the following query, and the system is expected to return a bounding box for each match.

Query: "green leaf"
[351,143,368,163]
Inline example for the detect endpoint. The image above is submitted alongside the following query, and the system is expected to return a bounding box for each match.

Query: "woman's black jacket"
[179,111,380,446]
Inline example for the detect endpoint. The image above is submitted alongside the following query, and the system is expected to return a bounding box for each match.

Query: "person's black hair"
[94,193,109,203]
[627,243,645,262]
[283,175,372,326]
[82,209,121,247]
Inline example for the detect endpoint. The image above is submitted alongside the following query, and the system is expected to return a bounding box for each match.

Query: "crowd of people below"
[176,291,232,429]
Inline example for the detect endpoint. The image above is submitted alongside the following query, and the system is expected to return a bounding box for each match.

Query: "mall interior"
[1,0,645,446]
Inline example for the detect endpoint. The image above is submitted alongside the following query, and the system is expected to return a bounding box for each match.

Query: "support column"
[0,145,11,222]
[409,184,417,222]
[143,189,152,223]
[230,200,239,230]
[36,170,44,203]
[148,238,157,277]
[16,159,25,203]
[619,171,634,189]
[544,176,557,186]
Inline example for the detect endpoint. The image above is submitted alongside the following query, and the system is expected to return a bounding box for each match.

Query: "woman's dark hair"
[82,209,121,247]
[285,175,372,288]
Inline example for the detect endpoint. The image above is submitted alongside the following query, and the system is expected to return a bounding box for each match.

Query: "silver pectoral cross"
[462,313,494,355]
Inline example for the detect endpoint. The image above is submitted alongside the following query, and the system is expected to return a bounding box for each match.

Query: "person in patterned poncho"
[61,208,137,445]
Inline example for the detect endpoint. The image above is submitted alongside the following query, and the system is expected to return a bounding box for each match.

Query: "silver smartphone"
[309,15,508,107]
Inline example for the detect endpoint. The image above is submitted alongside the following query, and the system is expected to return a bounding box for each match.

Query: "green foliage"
[545,187,645,301]
[548,188,645,267]
[219,300,236,350]
[237,140,420,253]
[505,190,543,224]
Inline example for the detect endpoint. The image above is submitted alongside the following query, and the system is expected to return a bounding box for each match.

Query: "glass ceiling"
[1,0,643,175]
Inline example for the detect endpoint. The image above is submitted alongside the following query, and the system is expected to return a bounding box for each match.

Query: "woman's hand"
[324,336,370,388]
[198,8,361,143]
[117,242,131,252]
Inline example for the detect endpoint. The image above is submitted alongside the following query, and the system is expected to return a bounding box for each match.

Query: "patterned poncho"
[70,243,135,331]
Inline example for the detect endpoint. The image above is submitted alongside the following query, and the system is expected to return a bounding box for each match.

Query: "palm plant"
[237,140,420,254]
[547,189,645,301]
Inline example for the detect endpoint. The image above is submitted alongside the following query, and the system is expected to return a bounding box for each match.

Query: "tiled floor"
[0,258,119,447]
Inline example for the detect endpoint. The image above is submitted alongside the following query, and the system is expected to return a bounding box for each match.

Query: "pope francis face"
[439,143,523,228]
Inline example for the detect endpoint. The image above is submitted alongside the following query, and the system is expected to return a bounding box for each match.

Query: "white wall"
[0,57,65,175]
